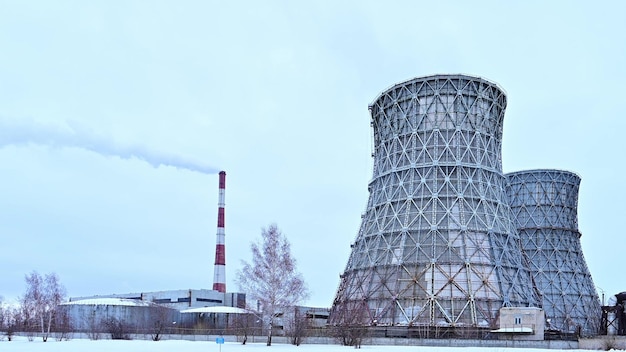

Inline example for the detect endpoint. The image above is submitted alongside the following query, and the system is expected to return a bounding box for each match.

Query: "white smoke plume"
[0,117,219,174]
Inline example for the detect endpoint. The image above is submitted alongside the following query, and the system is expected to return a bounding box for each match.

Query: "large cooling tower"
[505,169,600,336]
[330,75,537,329]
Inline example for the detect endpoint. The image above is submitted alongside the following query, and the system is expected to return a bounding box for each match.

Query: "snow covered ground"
[0,337,605,352]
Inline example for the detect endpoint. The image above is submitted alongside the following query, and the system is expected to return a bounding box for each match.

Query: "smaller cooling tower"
[213,171,226,293]
[505,169,600,336]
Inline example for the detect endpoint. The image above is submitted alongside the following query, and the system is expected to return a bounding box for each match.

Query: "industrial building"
[63,171,247,333]
[329,74,600,339]
[70,289,245,311]
[492,307,545,341]
[61,171,328,337]
[601,292,626,335]
[61,293,248,333]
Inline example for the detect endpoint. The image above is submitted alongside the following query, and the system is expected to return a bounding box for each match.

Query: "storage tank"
[59,298,179,333]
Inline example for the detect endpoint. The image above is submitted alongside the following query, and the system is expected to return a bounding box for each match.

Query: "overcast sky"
[1,1,624,308]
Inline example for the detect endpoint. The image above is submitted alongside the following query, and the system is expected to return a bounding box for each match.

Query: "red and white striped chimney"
[212,171,226,293]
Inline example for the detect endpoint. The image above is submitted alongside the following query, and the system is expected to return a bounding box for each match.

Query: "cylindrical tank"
[330,75,537,328]
[59,298,179,333]
[505,169,600,336]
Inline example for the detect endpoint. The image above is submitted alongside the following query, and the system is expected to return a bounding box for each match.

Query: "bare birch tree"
[284,306,311,346]
[21,271,66,342]
[0,296,4,340]
[236,224,309,346]
[0,299,18,341]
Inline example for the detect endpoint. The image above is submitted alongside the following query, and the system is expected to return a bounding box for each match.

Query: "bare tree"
[284,306,310,346]
[236,224,309,346]
[233,312,260,345]
[149,304,174,341]
[21,273,41,339]
[104,317,132,340]
[54,307,72,341]
[329,301,370,348]
[21,271,67,342]
[0,297,15,340]
[0,296,4,341]
[85,311,102,340]
[1,304,18,341]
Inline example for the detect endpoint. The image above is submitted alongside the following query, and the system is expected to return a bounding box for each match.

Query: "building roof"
[62,298,154,307]
[491,327,534,333]
[180,306,249,314]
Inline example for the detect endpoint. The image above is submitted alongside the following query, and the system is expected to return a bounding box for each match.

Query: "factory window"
[153,298,172,304]
[307,313,330,319]
[514,316,522,325]
[196,298,223,303]
[177,297,191,303]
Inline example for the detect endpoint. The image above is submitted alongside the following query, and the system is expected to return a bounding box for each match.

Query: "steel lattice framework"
[330,75,537,328]
[505,169,600,336]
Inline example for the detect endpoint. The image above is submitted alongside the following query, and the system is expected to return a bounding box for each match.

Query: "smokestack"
[212,171,226,293]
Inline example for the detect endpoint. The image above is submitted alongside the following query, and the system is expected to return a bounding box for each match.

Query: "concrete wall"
[579,336,626,350]
[59,333,581,349]
[364,337,576,349]
[23,331,626,350]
